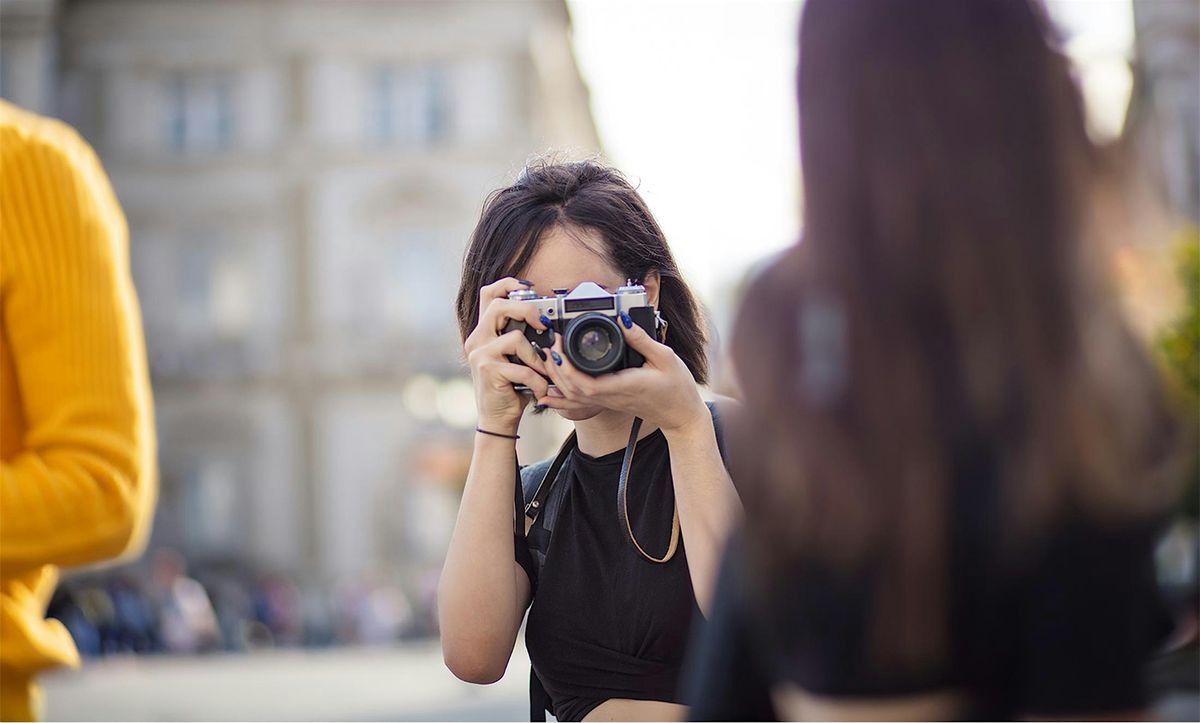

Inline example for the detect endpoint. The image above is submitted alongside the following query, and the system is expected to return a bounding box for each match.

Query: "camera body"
[504,281,658,379]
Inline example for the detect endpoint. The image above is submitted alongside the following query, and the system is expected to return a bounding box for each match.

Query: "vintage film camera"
[503,281,660,387]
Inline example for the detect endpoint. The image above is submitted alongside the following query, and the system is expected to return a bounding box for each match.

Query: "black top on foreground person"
[683,0,1190,719]
[684,432,1174,719]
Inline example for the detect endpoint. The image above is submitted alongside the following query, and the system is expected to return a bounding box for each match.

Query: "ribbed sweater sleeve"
[0,109,156,571]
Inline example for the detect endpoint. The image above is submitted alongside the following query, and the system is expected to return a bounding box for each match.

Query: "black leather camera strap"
[617,416,679,563]
[520,417,678,564]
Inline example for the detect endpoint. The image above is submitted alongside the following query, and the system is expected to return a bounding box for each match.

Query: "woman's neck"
[573,409,659,458]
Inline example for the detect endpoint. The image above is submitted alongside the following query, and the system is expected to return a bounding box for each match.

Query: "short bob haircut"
[456,158,709,385]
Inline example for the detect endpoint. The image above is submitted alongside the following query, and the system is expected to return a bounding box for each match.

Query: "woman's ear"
[642,270,661,308]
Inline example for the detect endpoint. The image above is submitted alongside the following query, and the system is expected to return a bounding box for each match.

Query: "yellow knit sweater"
[0,100,156,720]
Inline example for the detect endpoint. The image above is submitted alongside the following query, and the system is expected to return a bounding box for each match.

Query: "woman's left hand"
[537,312,709,436]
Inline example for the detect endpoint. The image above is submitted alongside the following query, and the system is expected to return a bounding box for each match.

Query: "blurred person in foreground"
[684,0,1188,719]
[0,100,156,721]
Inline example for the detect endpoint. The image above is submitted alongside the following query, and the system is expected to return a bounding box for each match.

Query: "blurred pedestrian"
[146,550,218,654]
[0,100,157,721]
[107,575,156,653]
[685,0,1187,719]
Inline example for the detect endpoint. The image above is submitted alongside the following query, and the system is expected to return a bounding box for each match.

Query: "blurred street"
[41,640,529,722]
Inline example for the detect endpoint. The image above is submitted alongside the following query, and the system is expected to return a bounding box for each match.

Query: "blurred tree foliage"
[1157,227,1199,520]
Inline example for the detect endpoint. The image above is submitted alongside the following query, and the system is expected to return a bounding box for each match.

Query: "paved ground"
[40,639,1200,721]
[41,640,530,721]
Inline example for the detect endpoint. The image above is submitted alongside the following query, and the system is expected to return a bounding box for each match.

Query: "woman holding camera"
[685,0,1186,720]
[438,160,742,722]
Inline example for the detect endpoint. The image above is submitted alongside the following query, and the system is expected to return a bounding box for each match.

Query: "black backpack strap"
[530,666,551,721]
[524,431,577,522]
[519,458,555,523]
[517,439,577,721]
[514,460,526,536]
[518,436,577,591]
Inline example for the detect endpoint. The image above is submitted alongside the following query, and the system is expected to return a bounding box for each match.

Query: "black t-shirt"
[683,514,1173,720]
[515,427,701,722]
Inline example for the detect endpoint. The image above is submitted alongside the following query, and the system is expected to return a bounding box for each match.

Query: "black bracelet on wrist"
[476,427,520,440]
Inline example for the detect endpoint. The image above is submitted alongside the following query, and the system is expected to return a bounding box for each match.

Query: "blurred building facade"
[1110,0,1200,337]
[1128,0,1199,226]
[1,0,597,591]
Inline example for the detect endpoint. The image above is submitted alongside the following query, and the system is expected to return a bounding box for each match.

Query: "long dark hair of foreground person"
[729,0,1185,673]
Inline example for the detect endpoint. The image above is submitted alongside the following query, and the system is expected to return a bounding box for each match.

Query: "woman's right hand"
[464,277,553,435]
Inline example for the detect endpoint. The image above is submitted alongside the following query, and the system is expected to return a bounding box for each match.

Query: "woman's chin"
[554,405,605,422]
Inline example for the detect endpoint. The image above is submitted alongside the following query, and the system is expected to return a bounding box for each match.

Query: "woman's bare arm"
[664,408,742,616]
[438,433,531,684]
[439,277,552,684]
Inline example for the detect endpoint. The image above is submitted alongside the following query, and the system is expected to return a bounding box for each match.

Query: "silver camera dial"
[507,288,540,302]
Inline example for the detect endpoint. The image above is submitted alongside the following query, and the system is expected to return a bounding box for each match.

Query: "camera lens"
[577,327,613,362]
[563,313,625,375]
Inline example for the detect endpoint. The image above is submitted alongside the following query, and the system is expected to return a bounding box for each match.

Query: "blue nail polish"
[550,351,562,366]
[534,404,547,412]
[619,311,633,329]
[539,314,553,329]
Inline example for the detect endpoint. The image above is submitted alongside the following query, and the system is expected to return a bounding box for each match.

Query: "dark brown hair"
[455,158,709,384]
[732,0,1183,670]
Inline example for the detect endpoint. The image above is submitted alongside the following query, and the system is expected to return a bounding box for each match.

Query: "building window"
[0,50,9,102]
[379,229,455,334]
[176,238,252,336]
[367,63,450,146]
[164,70,236,153]
[180,454,245,556]
[178,244,212,323]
